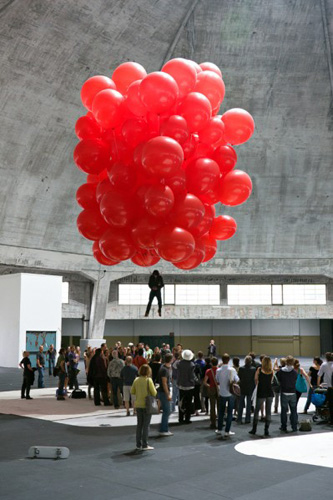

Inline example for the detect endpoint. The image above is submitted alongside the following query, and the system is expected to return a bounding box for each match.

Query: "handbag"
[145,379,159,414]
[295,370,307,393]
[229,370,240,397]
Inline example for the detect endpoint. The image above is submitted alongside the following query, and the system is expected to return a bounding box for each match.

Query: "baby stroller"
[311,387,330,423]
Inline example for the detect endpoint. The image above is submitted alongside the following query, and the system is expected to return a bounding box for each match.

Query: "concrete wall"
[0,275,21,367]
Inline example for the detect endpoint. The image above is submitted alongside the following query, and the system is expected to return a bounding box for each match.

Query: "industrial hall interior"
[0,0,333,499]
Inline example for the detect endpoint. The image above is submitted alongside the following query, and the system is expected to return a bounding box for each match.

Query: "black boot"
[264,424,269,436]
[249,424,257,435]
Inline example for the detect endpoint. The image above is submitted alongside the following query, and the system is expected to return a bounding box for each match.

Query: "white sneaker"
[142,445,154,450]
[159,431,174,436]
[224,431,235,437]
[215,430,222,435]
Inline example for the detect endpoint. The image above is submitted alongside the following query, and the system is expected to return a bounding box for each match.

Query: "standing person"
[303,356,322,414]
[19,351,34,399]
[249,356,274,436]
[248,352,261,368]
[133,348,148,370]
[272,357,286,413]
[171,352,180,412]
[47,344,56,376]
[294,358,311,403]
[317,352,333,425]
[237,355,256,425]
[144,269,164,317]
[203,357,219,429]
[88,348,110,406]
[131,364,157,451]
[56,348,67,401]
[176,350,196,425]
[207,340,217,358]
[107,350,125,409]
[276,355,298,433]
[149,352,162,385]
[36,345,45,388]
[215,353,239,438]
[145,344,153,361]
[194,355,205,415]
[68,345,79,390]
[157,353,173,436]
[120,356,138,416]
[84,346,94,399]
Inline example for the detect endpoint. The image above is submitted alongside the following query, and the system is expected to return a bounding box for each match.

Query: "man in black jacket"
[176,349,196,424]
[145,270,164,317]
[276,355,298,432]
[237,356,256,424]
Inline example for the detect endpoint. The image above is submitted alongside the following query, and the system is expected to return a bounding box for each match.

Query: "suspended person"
[144,270,164,317]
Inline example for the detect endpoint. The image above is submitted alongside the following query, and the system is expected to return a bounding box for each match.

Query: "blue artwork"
[26,331,56,368]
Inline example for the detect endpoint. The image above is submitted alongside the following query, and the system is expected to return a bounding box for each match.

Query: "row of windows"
[118,284,327,306]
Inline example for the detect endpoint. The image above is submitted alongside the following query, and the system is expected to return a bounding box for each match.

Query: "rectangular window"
[272,284,283,305]
[175,284,220,305]
[118,284,148,305]
[164,284,175,305]
[62,282,69,304]
[282,284,326,305]
[227,285,272,305]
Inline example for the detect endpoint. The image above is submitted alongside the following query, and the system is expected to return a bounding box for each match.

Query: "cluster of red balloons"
[74,59,255,269]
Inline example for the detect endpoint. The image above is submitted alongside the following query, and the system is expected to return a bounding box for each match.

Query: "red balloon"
[194,71,225,109]
[75,115,101,141]
[125,80,148,117]
[81,76,116,111]
[199,62,222,78]
[131,249,160,267]
[191,141,214,161]
[144,184,175,218]
[73,139,110,175]
[112,62,147,95]
[218,170,252,206]
[76,183,98,210]
[185,158,220,197]
[201,233,217,262]
[92,241,120,266]
[198,184,221,205]
[179,92,212,132]
[165,169,187,199]
[212,145,237,174]
[155,226,195,263]
[186,60,203,74]
[182,135,197,160]
[92,89,124,129]
[222,108,255,145]
[96,178,115,203]
[87,169,108,184]
[107,161,137,192]
[100,191,135,227]
[191,204,215,238]
[160,115,189,144]
[131,216,164,249]
[210,215,237,240]
[173,239,205,270]
[198,116,226,148]
[121,118,149,148]
[99,228,136,261]
[139,72,179,114]
[171,194,205,230]
[142,136,184,177]
[77,209,109,241]
[162,58,197,97]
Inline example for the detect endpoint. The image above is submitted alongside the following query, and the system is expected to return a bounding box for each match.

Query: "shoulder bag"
[229,369,240,397]
[295,369,307,393]
[145,379,159,414]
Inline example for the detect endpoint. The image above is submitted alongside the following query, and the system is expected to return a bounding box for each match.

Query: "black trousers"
[94,377,110,406]
[328,387,333,424]
[179,389,194,423]
[145,290,162,315]
[21,375,31,398]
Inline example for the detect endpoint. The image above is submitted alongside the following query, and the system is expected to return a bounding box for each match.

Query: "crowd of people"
[19,341,333,451]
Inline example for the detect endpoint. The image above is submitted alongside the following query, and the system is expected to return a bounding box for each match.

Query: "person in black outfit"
[237,355,256,424]
[207,340,217,358]
[88,348,110,406]
[249,356,274,436]
[145,270,164,317]
[19,351,34,399]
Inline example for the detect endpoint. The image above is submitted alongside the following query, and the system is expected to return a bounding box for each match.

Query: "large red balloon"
[185,158,220,197]
[107,161,137,192]
[142,136,184,177]
[100,191,135,227]
[73,139,110,175]
[81,76,116,111]
[201,233,217,262]
[99,228,136,261]
[165,169,187,199]
[194,71,225,109]
[218,170,252,206]
[210,215,237,240]
[162,58,197,97]
[76,183,98,210]
[222,108,255,145]
[171,194,205,230]
[122,118,149,148]
[87,169,108,184]
[92,89,124,129]
[198,116,226,148]
[131,216,163,249]
[191,204,215,238]
[155,226,195,262]
[96,178,115,204]
[131,249,160,267]
[77,209,109,241]
[75,115,101,141]
[186,60,203,74]
[112,62,147,95]
[160,115,189,144]
[212,145,237,174]
[179,92,212,132]
[144,184,175,218]
[139,72,179,114]
[173,239,205,270]
[125,80,148,117]
[92,241,120,266]
[199,62,222,78]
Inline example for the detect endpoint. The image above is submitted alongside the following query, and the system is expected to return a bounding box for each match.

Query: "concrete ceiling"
[0,0,332,275]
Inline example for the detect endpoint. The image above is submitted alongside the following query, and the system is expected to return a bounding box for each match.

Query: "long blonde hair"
[261,356,272,374]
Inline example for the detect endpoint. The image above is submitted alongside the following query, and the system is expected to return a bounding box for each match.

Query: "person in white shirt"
[215,353,239,437]
[317,352,333,387]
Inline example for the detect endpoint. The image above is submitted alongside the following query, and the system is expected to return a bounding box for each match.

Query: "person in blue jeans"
[157,353,173,436]
[215,353,239,438]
